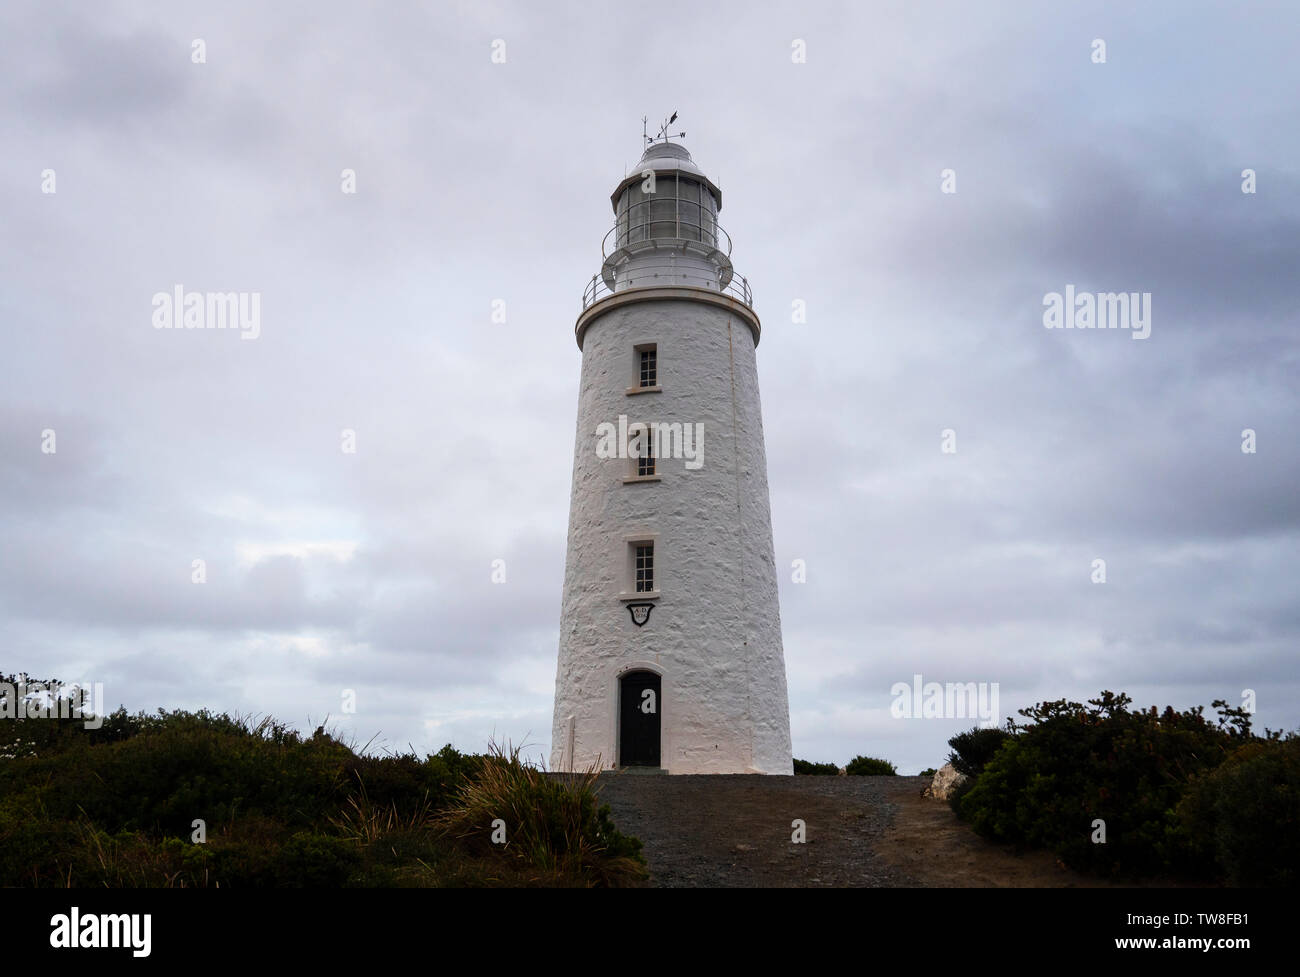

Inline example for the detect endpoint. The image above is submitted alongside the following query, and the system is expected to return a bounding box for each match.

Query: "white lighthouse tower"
[551,124,793,775]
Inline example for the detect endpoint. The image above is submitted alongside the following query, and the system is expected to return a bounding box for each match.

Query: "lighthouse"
[550,125,793,775]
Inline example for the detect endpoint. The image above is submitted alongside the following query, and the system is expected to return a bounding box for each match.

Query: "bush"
[0,674,159,760]
[845,755,896,776]
[918,768,937,778]
[434,742,645,887]
[947,775,977,813]
[275,831,363,887]
[792,758,839,775]
[946,726,1012,777]
[954,692,1257,878]
[340,744,479,820]
[0,711,352,837]
[0,684,644,887]
[1175,737,1300,886]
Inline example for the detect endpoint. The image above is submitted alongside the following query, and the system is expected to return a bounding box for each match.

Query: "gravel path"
[593,773,1172,887]
[594,773,925,887]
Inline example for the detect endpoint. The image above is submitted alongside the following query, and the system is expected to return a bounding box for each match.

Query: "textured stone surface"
[589,773,1149,888]
[551,294,792,774]
[591,773,918,886]
[925,763,969,801]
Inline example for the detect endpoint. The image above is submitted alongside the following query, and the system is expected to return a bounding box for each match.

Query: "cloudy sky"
[2,1,1296,773]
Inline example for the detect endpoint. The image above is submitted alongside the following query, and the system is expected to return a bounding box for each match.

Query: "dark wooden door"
[619,671,661,767]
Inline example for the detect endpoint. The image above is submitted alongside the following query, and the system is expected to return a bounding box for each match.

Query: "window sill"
[626,385,662,396]
[619,592,660,602]
[622,474,662,484]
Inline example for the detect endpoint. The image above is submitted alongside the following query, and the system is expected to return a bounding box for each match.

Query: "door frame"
[612,662,666,770]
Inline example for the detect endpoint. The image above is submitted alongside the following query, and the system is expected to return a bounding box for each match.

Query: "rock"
[924,763,968,800]
[836,767,847,776]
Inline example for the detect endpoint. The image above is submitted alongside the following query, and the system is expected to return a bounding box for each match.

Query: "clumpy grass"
[328,778,436,845]
[434,740,646,887]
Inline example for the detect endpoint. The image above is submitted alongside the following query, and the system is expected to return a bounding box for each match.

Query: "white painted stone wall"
[550,294,793,774]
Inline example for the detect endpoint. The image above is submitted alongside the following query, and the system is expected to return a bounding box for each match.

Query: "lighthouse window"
[678,178,701,241]
[649,176,677,240]
[636,430,656,477]
[619,186,648,246]
[639,347,657,387]
[635,544,655,593]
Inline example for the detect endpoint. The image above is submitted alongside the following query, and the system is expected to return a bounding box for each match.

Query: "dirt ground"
[594,773,1170,887]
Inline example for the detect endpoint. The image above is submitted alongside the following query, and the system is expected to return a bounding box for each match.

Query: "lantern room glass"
[616,176,718,249]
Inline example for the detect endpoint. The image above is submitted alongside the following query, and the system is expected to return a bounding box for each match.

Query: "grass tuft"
[434,739,646,887]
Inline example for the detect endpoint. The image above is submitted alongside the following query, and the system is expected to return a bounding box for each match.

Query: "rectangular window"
[635,543,654,593]
[650,176,676,239]
[639,347,657,387]
[636,428,656,477]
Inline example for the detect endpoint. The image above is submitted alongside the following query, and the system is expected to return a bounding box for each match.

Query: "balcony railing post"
[587,215,752,310]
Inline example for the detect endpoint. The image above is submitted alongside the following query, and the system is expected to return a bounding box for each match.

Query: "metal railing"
[582,262,752,310]
[602,213,734,259]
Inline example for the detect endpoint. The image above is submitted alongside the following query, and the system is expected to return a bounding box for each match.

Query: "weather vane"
[643,111,686,146]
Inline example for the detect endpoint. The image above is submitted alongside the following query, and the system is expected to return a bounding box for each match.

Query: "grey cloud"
[2,0,1297,774]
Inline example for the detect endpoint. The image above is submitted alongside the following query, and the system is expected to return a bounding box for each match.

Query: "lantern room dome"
[580,136,753,327]
[610,140,722,212]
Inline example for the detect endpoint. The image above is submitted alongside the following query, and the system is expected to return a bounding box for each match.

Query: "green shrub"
[0,711,352,837]
[947,775,976,813]
[946,726,1012,777]
[0,681,642,887]
[1175,737,1300,886]
[340,746,478,821]
[275,831,362,887]
[918,768,937,778]
[845,755,896,776]
[954,692,1255,878]
[792,758,840,775]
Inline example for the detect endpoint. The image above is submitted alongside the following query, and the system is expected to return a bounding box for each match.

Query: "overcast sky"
[2,1,1296,773]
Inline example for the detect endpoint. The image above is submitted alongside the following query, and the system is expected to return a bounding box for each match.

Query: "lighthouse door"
[618,671,661,767]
